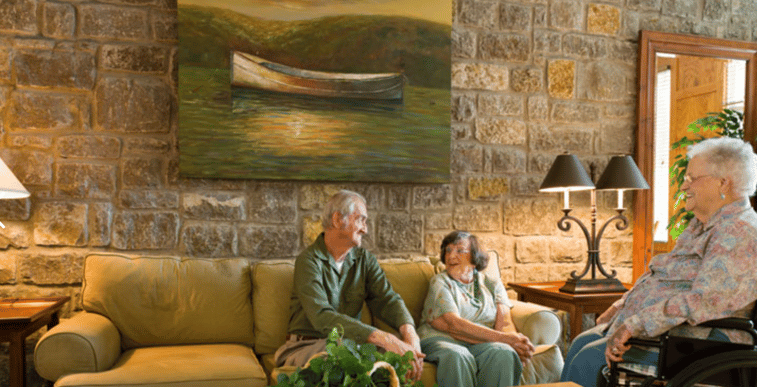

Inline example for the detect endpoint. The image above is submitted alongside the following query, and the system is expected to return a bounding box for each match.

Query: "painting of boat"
[231,51,405,100]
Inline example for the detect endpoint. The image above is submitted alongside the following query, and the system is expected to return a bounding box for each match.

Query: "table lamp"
[539,154,649,293]
[0,157,30,228]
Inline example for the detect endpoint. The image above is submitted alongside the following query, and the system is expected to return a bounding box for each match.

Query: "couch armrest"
[34,311,121,381]
[510,300,560,345]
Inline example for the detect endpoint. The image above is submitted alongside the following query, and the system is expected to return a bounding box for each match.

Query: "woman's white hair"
[321,189,366,229]
[688,137,757,197]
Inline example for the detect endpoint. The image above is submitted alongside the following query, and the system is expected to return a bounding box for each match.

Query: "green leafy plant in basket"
[276,326,425,387]
[668,109,745,239]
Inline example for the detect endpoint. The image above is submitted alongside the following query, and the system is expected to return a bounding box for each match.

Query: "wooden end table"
[509,281,628,341]
[0,296,70,387]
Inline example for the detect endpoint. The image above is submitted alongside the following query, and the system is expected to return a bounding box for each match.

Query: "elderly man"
[274,189,425,380]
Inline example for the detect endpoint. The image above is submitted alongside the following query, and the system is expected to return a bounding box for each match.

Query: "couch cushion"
[82,253,254,349]
[55,344,267,387]
[375,259,435,332]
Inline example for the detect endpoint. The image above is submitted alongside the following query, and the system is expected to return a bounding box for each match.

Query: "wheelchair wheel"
[667,350,757,387]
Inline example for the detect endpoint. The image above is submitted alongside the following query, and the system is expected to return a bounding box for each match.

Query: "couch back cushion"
[374,260,435,334]
[82,253,254,349]
[251,260,374,355]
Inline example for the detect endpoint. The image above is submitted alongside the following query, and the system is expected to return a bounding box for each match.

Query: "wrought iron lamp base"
[559,277,627,294]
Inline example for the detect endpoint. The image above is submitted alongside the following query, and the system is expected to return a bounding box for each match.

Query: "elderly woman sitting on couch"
[418,231,535,387]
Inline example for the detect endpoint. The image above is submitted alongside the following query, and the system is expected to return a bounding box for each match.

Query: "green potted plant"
[668,109,745,239]
[276,327,424,387]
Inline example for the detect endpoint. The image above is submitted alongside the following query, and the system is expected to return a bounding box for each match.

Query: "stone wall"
[0,0,755,385]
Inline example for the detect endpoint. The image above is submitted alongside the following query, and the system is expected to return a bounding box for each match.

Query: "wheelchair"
[604,306,757,387]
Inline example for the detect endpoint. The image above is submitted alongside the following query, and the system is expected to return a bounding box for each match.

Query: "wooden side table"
[509,281,628,341]
[0,297,70,387]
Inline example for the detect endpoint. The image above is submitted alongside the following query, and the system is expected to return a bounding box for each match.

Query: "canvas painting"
[177,0,451,183]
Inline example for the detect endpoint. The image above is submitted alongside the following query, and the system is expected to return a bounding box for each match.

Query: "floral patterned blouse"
[607,199,757,343]
[417,270,513,340]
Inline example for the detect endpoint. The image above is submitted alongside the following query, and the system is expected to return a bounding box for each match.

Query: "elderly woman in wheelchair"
[560,137,757,387]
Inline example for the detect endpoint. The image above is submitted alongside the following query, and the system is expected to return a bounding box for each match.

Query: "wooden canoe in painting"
[231,51,404,100]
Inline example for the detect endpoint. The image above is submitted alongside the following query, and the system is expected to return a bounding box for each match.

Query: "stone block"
[0,198,30,222]
[478,94,522,117]
[0,255,15,283]
[0,150,52,186]
[609,40,637,62]
[80,4,149,40]
[249,183,296,223]
[90,202,113,247]
[302,215,322,246]
[549,0,582,30]
[704,0,728,21]
[500,3,531,31]
[101,45,170,73]
[601,238,633,266]
[425,213,452,230]
[452,63,508,91]
[479,33,529,62]
[550,238,585,262]
[510,67,542,93]
[548,60,575,99]
[458,0,497,29]
[503,198,562,235]
[96,77,172,133]
[376,213,423,252]
[124,137,172,154]
[588,4,620,35]
[8,90,89,132]
[20,253,83,285]
[451,143,483,174]
[183,192,245,221]
[579,62,630,102]
[15,49,95,89]
[43,2,75,38]
[152,10,177,42]
[412,185,452,210]
[0,0,37,35]
[468,176,509,200]
[112,211,179,250]
[534,29,561,53]
[514,237,549,263]
[453,204,500,232]
[488,147,526,174]
[628,0,662,10]
[424,232,446,256]
[514,264,550,282]
[34,202,87,246]
[58,135,121,159]
[119,190,179,209]
[121,157,163,188]
[239,225,299,258]
[0,46,10,81]
[551,101,600,123]
[562,34,608,59]
[534,4,547,28]
[181,222,237,257]
[662,0,696,17]
[475,117,526,145]
[452,28,476,59]
[600,119,634,154]
[509,175,544,197]
[7,135,53,149]
[528,96,549,121]
[386,186,411,210]
[452,93,476,122]
[56,163,117,199]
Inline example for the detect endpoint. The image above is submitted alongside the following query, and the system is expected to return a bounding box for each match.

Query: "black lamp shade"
[595,155,650,190]
[539,154,595,192]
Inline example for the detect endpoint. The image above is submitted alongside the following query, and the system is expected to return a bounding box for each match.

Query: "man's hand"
[399,324,425,381]
[367,327,426,381]
[605,323,633,367]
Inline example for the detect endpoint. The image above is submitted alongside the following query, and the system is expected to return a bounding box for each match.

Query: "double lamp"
[539,154,649,294]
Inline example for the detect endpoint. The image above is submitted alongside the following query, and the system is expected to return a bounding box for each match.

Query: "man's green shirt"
[288,233,414,343]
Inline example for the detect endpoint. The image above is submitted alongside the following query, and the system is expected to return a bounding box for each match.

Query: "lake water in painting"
[178,66,450,183]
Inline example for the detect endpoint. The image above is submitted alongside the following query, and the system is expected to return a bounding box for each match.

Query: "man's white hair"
[321,189,366,230]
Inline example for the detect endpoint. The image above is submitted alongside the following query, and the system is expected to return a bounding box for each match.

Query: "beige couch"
[34,253,563,387]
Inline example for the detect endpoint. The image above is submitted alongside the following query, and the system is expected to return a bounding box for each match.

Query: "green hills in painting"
[178,5,451,89]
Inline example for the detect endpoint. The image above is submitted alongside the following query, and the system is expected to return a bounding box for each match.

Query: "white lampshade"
[0,157,30,200]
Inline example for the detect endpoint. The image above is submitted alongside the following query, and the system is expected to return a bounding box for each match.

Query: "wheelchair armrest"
[699,317,757,343]
[627,337,662,348]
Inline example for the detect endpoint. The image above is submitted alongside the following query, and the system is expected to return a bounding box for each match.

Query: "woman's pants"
[421,335,522,387]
